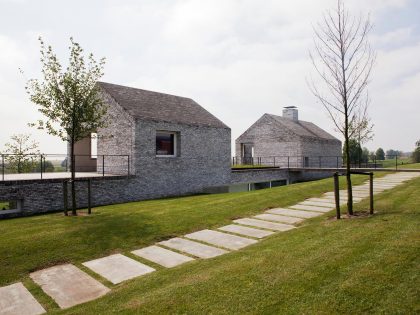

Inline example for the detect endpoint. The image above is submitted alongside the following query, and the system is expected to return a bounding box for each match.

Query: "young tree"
[3,134,40,173]
[24,37,107,216]
[376,148,385,161]
[412,141,420,163]
[309,0,375,215]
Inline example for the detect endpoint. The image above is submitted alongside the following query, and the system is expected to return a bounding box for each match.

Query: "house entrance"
[242,143,254,164]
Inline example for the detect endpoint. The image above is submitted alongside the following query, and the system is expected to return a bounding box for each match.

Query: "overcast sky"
[0,0,419,154]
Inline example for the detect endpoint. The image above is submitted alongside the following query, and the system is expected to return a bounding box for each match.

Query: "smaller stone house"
[235,107,342,167]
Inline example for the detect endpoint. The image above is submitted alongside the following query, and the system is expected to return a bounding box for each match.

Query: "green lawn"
[397,162,420,169]
[0,202,9,210]
[2,172,419,314]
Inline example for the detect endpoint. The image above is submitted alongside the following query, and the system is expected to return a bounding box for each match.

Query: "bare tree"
[309,0,375,215]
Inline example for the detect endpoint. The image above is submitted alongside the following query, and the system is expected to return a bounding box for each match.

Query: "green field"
[1,172,419,314]
[0,202,9,210]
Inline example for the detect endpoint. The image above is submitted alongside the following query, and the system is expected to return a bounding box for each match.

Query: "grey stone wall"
[133,120,231,198]
[235,114,342,167]
[97,90,136,175]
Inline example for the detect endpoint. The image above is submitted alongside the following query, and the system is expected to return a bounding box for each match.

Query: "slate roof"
[266,114,339,141]
[98,82,229,129]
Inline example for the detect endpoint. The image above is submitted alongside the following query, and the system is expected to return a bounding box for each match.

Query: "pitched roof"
[98,82,229,129]
[266,113,340,142]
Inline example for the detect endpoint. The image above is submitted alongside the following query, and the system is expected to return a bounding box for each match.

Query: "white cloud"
[0,0,418,154]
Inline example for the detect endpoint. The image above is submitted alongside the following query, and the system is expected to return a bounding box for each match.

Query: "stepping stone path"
[83,254,155,284]
[132,245,194,268]
[2,172,419,312]
[218,224,274,238]
[0,282,45,315]
[233,218,296,231]
[159,237,228,259]
[30,264,110,309]
[185,229,258,250]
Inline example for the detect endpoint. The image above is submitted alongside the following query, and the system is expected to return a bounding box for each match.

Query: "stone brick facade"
[235,113,342,167]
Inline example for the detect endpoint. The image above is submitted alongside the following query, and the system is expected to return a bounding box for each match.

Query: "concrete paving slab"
[30,264,110,309]
[185,229,257,250]
[254,213,303,224]
[307,198,347,205]
[266,208,323,218]
[0,282,45,315]
[233,218,296,231]
[300,200,335,208]
[159,237,228,259]
[132,245,194,268]
[218,224,274,239]
[83,254,155,284]
[289,204,332,213]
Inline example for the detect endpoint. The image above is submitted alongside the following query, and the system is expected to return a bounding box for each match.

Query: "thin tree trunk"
[70,138,77,216]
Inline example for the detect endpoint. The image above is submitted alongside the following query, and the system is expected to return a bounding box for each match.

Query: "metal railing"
[231,154,409,170]
[0,153,130,181]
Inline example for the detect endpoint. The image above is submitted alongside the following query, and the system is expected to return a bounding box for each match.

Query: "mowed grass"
[2,171,419,314]
[0,174,376,287]
[53,173,419,314]
[397,162,420,169]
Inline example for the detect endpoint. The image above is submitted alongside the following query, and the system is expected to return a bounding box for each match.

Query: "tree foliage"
[376,148,385,161]
[3,134,40,173]
[25,37,107,143]
[24,37,107,216]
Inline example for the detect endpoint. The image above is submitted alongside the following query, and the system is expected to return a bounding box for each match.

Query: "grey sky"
[0,0,419,154]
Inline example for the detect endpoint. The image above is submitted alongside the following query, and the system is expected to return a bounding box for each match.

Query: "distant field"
[0,202,9,210]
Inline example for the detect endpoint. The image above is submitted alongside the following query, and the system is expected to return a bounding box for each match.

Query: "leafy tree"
[412,140,420,163]
[386,149,401,159]
[35,160,55,172]
[24,37,107,216]
[412,147,420,163]
[309,0,375,215]
[362,147,370,164]
[376,148,385,161]
[3,134,40,173]
[343,139,362,165]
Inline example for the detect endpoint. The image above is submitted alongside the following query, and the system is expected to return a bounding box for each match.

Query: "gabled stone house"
[73,81,231,200]
[235,107,342,167]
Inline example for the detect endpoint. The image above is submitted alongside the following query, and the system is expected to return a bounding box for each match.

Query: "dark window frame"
[156,131,177,157]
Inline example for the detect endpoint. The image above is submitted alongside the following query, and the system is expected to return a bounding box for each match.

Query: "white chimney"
[283,106,298,121]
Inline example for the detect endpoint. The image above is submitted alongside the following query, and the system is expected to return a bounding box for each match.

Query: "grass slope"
[62,175,420,314]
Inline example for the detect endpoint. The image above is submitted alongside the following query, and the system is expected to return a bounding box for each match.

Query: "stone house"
[73,81,231,200]
[235,106,342,167]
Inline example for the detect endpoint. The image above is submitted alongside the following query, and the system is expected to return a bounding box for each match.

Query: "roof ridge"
[98,81,193,101]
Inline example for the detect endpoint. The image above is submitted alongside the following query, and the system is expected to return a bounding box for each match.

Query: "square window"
[156,132,177,156]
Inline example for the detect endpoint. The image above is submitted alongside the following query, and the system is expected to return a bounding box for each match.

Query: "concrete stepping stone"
[132,245,194,268]
[233,218,295,231]
[289,204,332,213]
[0,282,45,315]
[254,213,303,224]
[218,224,274,239]
[30,264,110,309]
[266,208,322,218]
[159,237,228,259]
[307,198,347,204]
[185,229,258,250]
[83,254,155,285]
[299,200,335,209]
